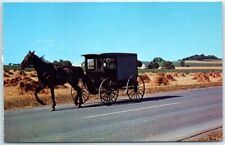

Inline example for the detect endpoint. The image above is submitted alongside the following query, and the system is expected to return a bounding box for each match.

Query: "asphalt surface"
[4,87,222,142]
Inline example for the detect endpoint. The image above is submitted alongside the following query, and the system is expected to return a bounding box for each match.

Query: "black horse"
[21,51,93,111]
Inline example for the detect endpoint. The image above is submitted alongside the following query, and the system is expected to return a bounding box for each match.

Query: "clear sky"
[3,2,222,65]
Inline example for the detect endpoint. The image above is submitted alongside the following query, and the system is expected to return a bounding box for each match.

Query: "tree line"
[181,54,219,61]
[145,54,219,69]
[146,57,175,69]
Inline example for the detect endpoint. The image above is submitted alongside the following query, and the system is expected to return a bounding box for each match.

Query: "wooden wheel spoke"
[132,91,136,99]
[129,89,134,95]
[71,86,90,104]
[99,79,118,105]
[101,92,108,99]
[136,92,142,99]
[138,90,143,97]
[111,91,116,97]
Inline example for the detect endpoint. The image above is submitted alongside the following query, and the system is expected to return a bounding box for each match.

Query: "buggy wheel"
[127,75,145,102]
[71,82,90,104]
[99,78,119,105]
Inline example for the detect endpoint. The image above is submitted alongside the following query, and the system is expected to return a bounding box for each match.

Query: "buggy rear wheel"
[71,81,90,104]
[126,75,145,102]
[99,78,119,105]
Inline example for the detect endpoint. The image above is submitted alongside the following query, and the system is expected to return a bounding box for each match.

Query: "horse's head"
[21,51,35,69]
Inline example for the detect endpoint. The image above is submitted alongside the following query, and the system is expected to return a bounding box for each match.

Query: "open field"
[138,68,222,73]
[175,66,222,70]
[4,69,222,110]
[185,60,222,64]
[171,59,222,67]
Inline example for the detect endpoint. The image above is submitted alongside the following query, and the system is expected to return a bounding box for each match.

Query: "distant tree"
[153,57,164,63]
[180,60,185,67]
[162,61,175,69]
[53,59,72,66]
[182,54,219,61]
[147,61,159,69]
[162,60,168,67]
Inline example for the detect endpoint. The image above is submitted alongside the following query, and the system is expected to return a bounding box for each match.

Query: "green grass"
[4,65,34,71]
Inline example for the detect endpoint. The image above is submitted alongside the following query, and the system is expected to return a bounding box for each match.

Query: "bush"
[147,61,159,69]
[180,60,185,66]
[162,61,175,69]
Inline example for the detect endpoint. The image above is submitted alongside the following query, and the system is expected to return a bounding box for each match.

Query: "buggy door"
[103,57,117,81]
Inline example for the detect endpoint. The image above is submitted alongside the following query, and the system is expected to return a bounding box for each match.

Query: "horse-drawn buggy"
[71,53,145,105]
[21,51,145,110]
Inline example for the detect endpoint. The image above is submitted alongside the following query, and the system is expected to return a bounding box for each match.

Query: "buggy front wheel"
[71,82,90,104]
[99,78,119,105]
[126,75,145,102]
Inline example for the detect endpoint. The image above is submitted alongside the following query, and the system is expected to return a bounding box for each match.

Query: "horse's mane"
[34,54,52,64]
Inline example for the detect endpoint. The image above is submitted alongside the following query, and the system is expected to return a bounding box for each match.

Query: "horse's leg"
[50,86,56,111]
[70,83,78,106]
[83,76,96,94]
[34,83,46,105]
[71,83,83,108]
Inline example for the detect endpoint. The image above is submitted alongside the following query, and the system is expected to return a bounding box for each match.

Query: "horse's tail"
[82,75,97,94]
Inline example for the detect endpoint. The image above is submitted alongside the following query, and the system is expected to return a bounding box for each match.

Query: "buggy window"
[87,58,116,70]
[87,58,104,70]
[87,59,94,69]
[104,58,116,69]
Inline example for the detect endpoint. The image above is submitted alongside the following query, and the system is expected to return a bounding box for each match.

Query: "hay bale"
[165,74,176,81]
[178,73,186,77]
[4,73,9,77]
[140,74,151,83]
[17,77,39,92]
[20,71,26,76]
[212,72,221,78]
[152,76,169,86]
[192,72,204,80]
[27,71,37,77]
[197,75,211,82]
[4,79,10,86]
[157,73,165,77]
[6,77,22,86]
[171,72,179,77]
[193,73,211,82]
[9,69,14,74]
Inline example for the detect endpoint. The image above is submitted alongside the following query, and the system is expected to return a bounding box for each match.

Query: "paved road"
[5,87,222,142]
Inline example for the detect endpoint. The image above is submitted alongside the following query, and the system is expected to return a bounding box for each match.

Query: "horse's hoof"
[51,108,55,111]
[74,101,78,106]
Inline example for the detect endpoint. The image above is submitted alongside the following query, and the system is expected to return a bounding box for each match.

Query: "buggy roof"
[82,53,137,58]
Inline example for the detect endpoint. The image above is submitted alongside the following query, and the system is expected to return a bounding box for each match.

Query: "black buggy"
[71,53,145,105]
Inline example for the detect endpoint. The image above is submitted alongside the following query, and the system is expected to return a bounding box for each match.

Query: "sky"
[3,2,222,65]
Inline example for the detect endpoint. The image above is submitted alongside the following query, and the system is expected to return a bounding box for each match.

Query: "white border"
[0,1,224,145]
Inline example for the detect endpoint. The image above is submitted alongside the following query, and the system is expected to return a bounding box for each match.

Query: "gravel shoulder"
[182,128,223,142]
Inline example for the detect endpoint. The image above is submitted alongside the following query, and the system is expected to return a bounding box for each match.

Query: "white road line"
[84,102,180,119]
